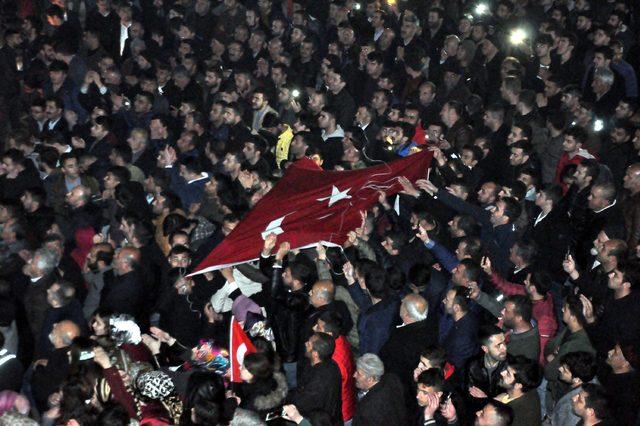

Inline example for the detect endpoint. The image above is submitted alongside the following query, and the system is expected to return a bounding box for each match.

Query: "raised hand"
[343,261,355,284]
[440,397,457,422]
[429,146,446,166]
[220,267,235,283]
[423,393,441,420]
[415,179,438,196]
[282,404,304,423]
[378,190,390,209]
[141,334,161,355]
[263,233,277,256]
[316,243,327,261]
[355,210,367,237]
[416,226,430,243]
[467,282,480,300]
[579,294,596,324]
[93,346,112,369]
[150,326,173,344]
[563,253,579,279]
[275,241,291,262]
[481,256,492,275]
[469,386,487,399]
[398,176,420,198]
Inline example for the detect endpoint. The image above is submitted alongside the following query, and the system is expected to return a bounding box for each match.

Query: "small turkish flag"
[230,317,257,383]
[191,150,433,274]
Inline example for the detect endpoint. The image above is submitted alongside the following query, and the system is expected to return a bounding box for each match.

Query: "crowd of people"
[0,0,639,424]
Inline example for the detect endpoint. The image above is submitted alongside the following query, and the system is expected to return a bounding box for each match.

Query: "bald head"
[624,163,640,193]
[114,246,141,274]
[401,293,428,323]
[66,184,92,209]
[310,280,335,308]
[50,320,81,348]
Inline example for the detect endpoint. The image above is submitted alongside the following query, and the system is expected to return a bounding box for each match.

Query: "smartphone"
[265,411,282,421]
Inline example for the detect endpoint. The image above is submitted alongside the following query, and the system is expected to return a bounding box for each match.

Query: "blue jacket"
[348,285,399,355]
[435,189,517,275]
[439,312,479,372]
[168,166,208,210]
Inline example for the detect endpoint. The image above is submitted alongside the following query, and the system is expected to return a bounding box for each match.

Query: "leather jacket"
[465,353,507,398]
[260,255,310,363]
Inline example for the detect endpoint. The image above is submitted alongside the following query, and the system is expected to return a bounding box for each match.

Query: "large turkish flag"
[191,150,433,274]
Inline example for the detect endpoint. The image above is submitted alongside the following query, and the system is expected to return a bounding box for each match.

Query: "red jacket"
[490,273,558,365]
[554,149,596,188]
[333,335,356,421]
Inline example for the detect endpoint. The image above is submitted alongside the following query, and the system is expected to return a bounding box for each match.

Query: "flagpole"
[229,315,235,382]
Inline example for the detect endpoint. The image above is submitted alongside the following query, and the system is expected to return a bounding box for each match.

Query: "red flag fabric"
[413,122,426,145]
[192,150,433,274]
[230,317,257,383]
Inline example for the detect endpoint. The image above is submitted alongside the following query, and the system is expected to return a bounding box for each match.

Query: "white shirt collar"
[594,199,616,214]
[534,211,549,227]
[187,172,209,184]
[48,117,61,129]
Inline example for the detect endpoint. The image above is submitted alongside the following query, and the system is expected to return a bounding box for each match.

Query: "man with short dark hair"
[242,137,271,176]
[313,311,356,424]
[478,294,539,362]
[0,149,42,201]
[440,287,478,372]
[317,107,345,170]
[440,100,473,151]
[415,368,459,425]
[599,343,640,425]
[466,325,508,407]
[544,295,596,409]
[288,332,342,424]
[581,260,640,355]
[474,400,514,426]
[494,355,542,425]
[601,120,636,190]
[49,152,99,215]
[571,383,612,425]
[549,351,597,426]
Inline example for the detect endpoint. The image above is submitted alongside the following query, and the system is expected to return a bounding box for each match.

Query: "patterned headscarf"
[136,370,175,400]
[191,340,230,375]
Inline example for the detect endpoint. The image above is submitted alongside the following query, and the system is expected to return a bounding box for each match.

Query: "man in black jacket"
[577,181,626,266]
[288,332,342,424]
[30,320,80,413]
[100,247,145,320]
[466,325,508,412]
[260,235,312,390]
[352,353,407,425]
[526,185,572,278]
[380,294,437,410]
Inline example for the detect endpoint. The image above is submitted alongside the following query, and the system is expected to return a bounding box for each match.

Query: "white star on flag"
[261,216,286,239]
[317,185,352,207]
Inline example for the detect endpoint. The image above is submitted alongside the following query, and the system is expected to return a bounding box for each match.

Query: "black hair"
[417,368,444,391]
[559,351,597,383]
[243,352,274,381]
